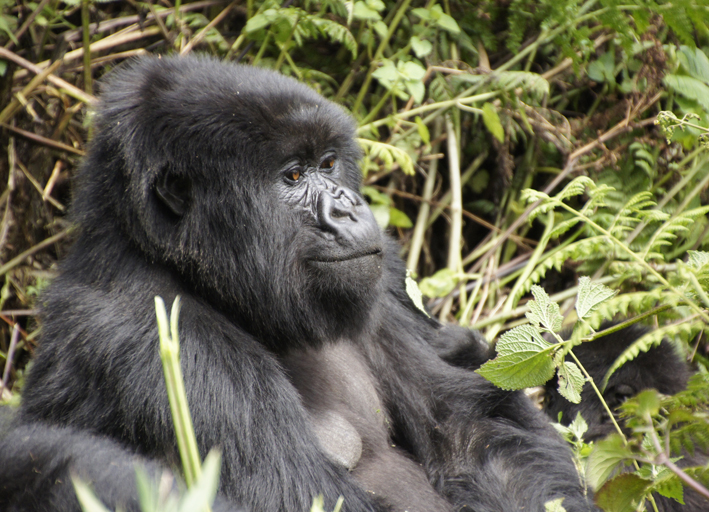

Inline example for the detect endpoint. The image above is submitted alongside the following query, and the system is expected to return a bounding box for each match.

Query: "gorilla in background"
[0,55,596,512]
[543,324,707,511]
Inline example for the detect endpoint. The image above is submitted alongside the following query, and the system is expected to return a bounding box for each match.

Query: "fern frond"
[357,138,415,175]
[601,320,707,389]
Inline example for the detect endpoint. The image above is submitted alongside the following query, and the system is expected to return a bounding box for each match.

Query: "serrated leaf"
[526,285,563,333]
[476,325,556,389]
[419,268,457,298]
[557,361,584,404]
[595,473,652,512]
[482,102,504,143]
[588,434,635,489]
[653,473,684,504]
[569,412,589,441]
[688,250,709,270]
[576,277,617,320]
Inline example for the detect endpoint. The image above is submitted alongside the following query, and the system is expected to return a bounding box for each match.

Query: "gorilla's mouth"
[309,248,382,263]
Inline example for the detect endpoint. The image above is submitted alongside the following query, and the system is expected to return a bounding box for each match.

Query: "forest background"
[1,1,709,511]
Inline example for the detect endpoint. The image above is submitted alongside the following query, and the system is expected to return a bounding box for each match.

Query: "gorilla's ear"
[156,169,191,217]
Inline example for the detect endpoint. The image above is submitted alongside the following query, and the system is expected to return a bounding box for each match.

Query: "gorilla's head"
[73,55,384,350]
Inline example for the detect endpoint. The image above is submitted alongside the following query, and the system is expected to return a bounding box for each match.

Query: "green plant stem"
[155,296,203,490]
[470,275,617,329]
[646,414,709,501]
[407,119,442,271]
[81,0,92,95]
[567,350,627,441]
[352,0,413,113]
[552,199,709,325]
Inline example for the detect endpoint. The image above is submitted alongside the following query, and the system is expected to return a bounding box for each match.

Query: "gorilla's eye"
[320,156,335,170]
[285,167,303,182]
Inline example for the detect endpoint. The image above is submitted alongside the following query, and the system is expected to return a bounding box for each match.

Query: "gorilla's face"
[274,147,383,291]
[83,57,384,349]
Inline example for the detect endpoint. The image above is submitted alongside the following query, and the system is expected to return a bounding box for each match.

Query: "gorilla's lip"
[308,248,383,263]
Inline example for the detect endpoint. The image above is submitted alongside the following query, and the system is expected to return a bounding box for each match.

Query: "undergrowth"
[1,1,709,510]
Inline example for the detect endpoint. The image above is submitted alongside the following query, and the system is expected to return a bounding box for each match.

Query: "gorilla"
[0,55,595,512]
[543,324,707,511]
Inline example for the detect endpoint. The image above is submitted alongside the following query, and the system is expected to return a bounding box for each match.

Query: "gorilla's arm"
[0,411,241,512]
[373,255,595,512]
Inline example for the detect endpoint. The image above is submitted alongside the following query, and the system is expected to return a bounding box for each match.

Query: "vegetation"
[1,1,709,510]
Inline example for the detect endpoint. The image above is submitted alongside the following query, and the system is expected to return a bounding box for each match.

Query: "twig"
[0,123,85,156]
[0,229,71,278]
[0,47,95,104]
[180,1,237,55]
[0,323,20,397]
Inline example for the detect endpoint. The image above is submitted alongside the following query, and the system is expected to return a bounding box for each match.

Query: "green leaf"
[526,285,563,333]
[372,20,388,39]
[415,116,430,145]
[595,473,652,512]
[406,274,429,317]
[436,12,460,34]
[372,60,399,82]
[653,473,684,504]
[244,13,271,33]
[400,61,426,81]
[369,204,389,229]
[588,434,635,489]
[476,325,556,389]
[588,51,615,83]
[419,268,457,298]
[482,102,504,143]
[575,277,617,320]
[405,80,425,104]
[388,207,413,228]
[411,36,433,58]
[178,450,222,512]
[557,361,584,404]
[688,250,709,270]
[353,1,381,21]
[72,477,112,512]
[544,498,567,512]
[678,46,709,84]
[411,8,433,22]
[634,389,660,417]
[664,74,709,112]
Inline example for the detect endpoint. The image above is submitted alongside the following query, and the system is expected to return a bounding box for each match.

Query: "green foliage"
[4,1,709,510]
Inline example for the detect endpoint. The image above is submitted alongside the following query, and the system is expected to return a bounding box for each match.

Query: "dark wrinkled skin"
[0,56,596,512]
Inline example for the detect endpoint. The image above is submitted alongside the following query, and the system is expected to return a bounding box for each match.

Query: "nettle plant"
[476,177,709,509]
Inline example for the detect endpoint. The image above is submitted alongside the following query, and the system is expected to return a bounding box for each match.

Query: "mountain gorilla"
[543,324,707,511]
[0,55,595,512]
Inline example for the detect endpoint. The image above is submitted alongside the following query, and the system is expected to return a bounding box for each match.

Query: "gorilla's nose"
[316,188,381,246]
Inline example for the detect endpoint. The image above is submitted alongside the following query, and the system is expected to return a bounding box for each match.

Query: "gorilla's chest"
[280,342,389,470]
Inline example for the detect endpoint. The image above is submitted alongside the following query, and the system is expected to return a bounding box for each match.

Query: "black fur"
[543,324,707,511]
[3,55,594,512]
